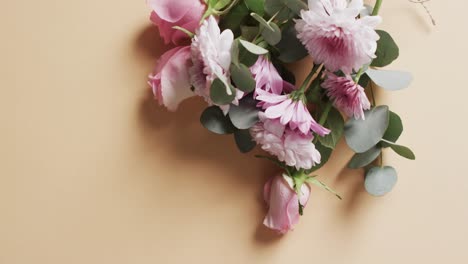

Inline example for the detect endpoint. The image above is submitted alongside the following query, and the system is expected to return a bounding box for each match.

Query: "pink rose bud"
[148,0,206,45]
[263,174,311,234]
[148,46,194,111]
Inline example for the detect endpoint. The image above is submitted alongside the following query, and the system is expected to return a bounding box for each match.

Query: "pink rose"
[148,0,206,45]
[148,46,194,111]
[263,174,311,234]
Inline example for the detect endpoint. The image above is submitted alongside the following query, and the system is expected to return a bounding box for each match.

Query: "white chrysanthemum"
[190,16,241,112]
[295,0,381,74]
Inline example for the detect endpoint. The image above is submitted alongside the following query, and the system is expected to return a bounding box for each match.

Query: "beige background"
[1,0,467,263]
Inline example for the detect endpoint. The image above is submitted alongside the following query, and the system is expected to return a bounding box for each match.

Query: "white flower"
[250,113,322,170]
[295,0,381,74]
[190,16,241,112]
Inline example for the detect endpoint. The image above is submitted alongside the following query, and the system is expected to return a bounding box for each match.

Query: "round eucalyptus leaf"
[265,0,297,21]
[366,69,413,91]
[239,39,269,55]
[229,96,260,129]
[241,26,259,41]
[318,108,344,149]
[230,64,256,93]
[276,23,308,63]
[234,129,256,153]
[371,30,400,67]
[344,105,390,153]
[365,166,398,196]
[219,2,249,31]
[238,43,259,67]
[382,111,403,146]
[261,22,281,45]
[210,78,236,105]
[348,146,381,169]
[200,106,236,135]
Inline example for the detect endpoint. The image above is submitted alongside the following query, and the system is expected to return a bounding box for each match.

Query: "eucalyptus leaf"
[365,166,398,196]
[265,0,305,21]
[230,63,256,92]
[220,1,249,31]
[383,142,416,160]
[371,30,399,67]
[229,96,260,129]
[239,39,269,55]
[200,106,236,134]
[239,43,259,67]
[344,105,390,153]
[234,129,256,153]
[348,146,381,169]
[261,22,282,45]
[318,108,344,149]
[250,13,274,31]
[382,111,403,146]
[241,26,259,41]
[231,39,240,65]
[210,78,236,105]
[245,0,265,16]
[276,22,308,63]
[366,69,413,91]
[307,141,333,173]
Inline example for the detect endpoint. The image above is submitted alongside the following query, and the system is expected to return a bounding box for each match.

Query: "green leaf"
[348,146,382,169]
[229,96,260,129]
[230,63,256,93]
[200,106,236,134]
[371,30,399,67]
[240,26,259,41]
[261,21,282,45]
[365,166,398,196]
[238,42,259,67]
[265,0,306,21]
[276,22,308,63]
[250,12,274,31]
[344,105,390,153]
[239,39,269,55]
[234,129,256,153]
[245,0,265,16]
[318,108,344,149]
[382,111,403,145]
[210,78,236,105]
[383,141,416,160]
[307,141,333,173]
[366,69,413,91]
[220,1,249,31]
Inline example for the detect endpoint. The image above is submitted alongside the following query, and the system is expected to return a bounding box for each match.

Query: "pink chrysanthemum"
[295,0,381,74]
[251,114,321,170]
[190,16,243,112]
[256,89,330,136]
[250,56,283,95]
[322,72,371,120]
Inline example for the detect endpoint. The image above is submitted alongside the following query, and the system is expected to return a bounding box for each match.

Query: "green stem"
[372,0,384,16]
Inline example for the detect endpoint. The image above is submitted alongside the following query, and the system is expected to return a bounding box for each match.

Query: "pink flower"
[190,16,241,113]
[148,46,194,111]
[250,113,321,170]
[322,72,371,120]
[148,0,206,45]
[256,89,330,136]
[250,56,283,95]
[295,0,381,74]
[263,174,311,234]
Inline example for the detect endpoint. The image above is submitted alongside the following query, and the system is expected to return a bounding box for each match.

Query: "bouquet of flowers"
[146,0,415,234]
